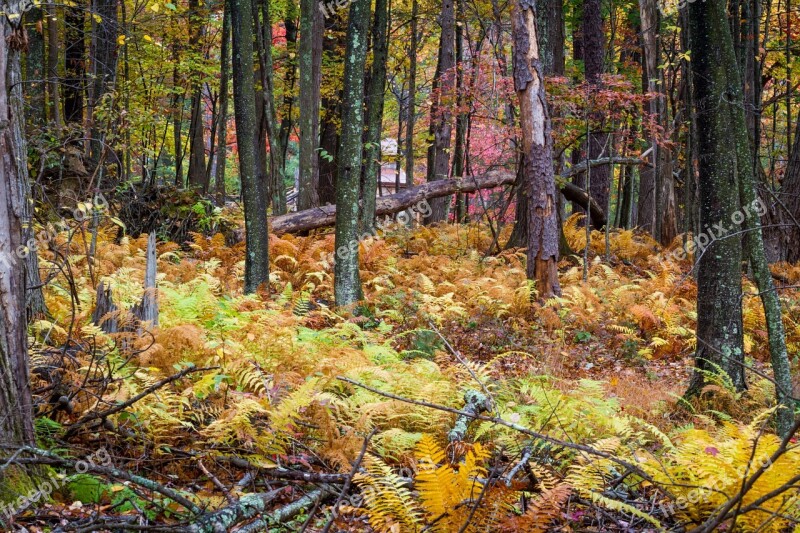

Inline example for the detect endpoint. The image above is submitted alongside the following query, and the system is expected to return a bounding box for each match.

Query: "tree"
[297,0,323,210]
[89,0,120,163]
[511,0,561,298]
[424,0,456,224]
[186,0,208,191]
[685,0,747,394]
[64,1,86,124]
[0,10,36,454]
[231,0,270,293]
[24,7,46,126]
[334,0,370,307]
[214,0,231,205]
[582,0,610,219]
[359,0,390,232]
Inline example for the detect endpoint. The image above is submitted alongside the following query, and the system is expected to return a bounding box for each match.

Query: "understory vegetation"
[15,213,800,531]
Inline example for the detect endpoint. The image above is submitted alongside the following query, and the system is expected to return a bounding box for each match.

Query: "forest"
[0,0,799,527]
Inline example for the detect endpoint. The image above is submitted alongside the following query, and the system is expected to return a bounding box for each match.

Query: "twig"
[197,460,235,505]
[320,428,377,533]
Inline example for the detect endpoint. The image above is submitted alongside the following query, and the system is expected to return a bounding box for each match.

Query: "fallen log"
[269,157,644,234]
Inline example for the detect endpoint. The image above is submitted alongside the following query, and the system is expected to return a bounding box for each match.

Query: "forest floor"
[12,212,800,532]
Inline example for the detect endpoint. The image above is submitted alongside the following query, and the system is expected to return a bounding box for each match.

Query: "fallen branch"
[214,456,349,484]
[269,157,646,235]
[65,364,216,438]
[188,488,285,533]
[448,389,492,442]
[232,486,338,533]
[320,429,376,533]
[336,375,673,498]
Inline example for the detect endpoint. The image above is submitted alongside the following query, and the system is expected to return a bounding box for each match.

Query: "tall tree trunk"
[214,0,231,205]
[359,0,389,231]
[511,0,561,298]
[64,2,86,124]
[507,0,564,248]
[277,5,298,179]
[187,0,208,191]
[254,0,287,215]
[334,0,370,307]
[89,0,119,163]
[765,118,800,263]
[24,7,46,126]
[686,0,746,395]
[46,0,61,127]
[423,0,456,224]
[317,20,344,206]
[231,0,270,292]
[0,14,36,453]
[452,0,467,223]
[404,0,418,188]
[298,0,323,210]
[583,0,610,219]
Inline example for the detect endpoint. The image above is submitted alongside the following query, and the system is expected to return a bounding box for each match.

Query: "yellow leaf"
[143,34,153,42]
[117,35,126,45]
[150,2,160,11]
[93,13,102,23]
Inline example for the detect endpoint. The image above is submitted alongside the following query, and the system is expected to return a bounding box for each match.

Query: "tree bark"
[424,0,456,224]
[270,165,610,234]
[214,0,231,206]
[231,0,270,292]
[24,7,46,126]
[511,0,561,298]
[685,0,746,394]
[764,117,800,263]
[334,0,371,307]
[64,1,86,124]
[254,0,287,215]
[46,0,61,127]
[359,0,389,232]
[404,0,418,188]
[583,0,610,215]
[89,0,119,163]
[0,13,36,452]
[298,0,323,210]
[187,0,208,191]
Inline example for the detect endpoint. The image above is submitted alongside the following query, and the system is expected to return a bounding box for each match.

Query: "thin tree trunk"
[46,0,62,127]
[89,0,119,163]
[231,0,270,292]
[359,0,390,231]
[404,0,418,188]
[334,0,371,306]
[64,2,86,124]
[24,8,46,126]
[298,0,323,209]
[214,0,231,206]
[254,0,287,214]
[583,0,610,218]
[423,0,456,224]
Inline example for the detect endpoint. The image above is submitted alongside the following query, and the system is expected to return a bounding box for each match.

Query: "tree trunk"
[511,0,561,298]
[359,0,389,231]
[187,0,208,191]
[583,0,610,218]
[214,0,231,206]
[231,0,270,292]
[423,0,456,224]
[24,8,46,126]
[46,0,61,127]
[404,0,418,188]
[334,0,370,307]
[0,14,36,453]
[298,0,323,210]
[764,117,800,263]
[89,0,119,163]
[686,0,746,394]
[254,0,287,215]
[64,2,86,124]
[271,166,609,234]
